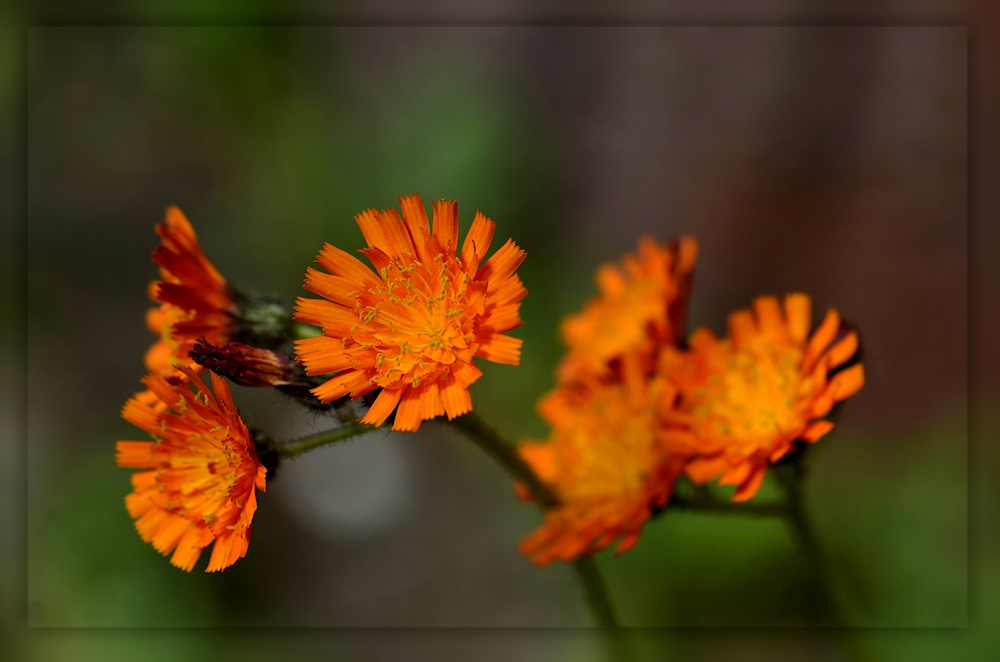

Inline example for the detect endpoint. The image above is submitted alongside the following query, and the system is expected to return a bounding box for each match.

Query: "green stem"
[669,489,787,517]
[276,421,380,459]
[774,463,850,626]
[572,555,621,628]
[449,412,559,508]
[448,412,627,632]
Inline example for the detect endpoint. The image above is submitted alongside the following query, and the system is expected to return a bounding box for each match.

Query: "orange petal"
[460,211,495,274]
[727,309,757,347]
[519,443,557,484]
[120,397,162,435]
[479,303,523,334]
[303,268,360,307]
[450,360,484,388]
[803,308,841,373]
[376,207,417,257]
[476,238,525,286]
[615,530,642,555]
[311,369,372,402]
[359,387,404,427]
[294,335,353,374]
[732,466,766,502]
[801,419,835,442]
[685,455,729,484]
[475,333,522,365]
[487,273,527,306]
[150,513,189,555]
[354,208,389,254]
[808,391,836,419]
[719,461,753,487]
[397,193,431,263]
[392,387,423,432]
[418,381,446,420]
[828,364,865,401]
[687,326,718,352]
[206,530,238,573]
[359,246,391,274]
[316,242,380,284]
[440,377,473,419]
[784,293,812,344]
[752,296,784,338]
[116,441,156,468]
[676,236,699,275]
[170,527,207,572]
[293,298,356,335]
[826,330,859,370]
[431,199,459,254]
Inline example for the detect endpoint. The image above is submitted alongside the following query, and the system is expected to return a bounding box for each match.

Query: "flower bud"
[190,339,296,388]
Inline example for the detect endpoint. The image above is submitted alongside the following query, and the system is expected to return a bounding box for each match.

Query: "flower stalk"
[773,456,850,627]
[447,412,625,631]
[449,412,559,508]
[275,421,381,459]
[571,555,621,629]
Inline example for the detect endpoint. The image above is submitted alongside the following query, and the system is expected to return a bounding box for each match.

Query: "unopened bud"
[190,339,295,387]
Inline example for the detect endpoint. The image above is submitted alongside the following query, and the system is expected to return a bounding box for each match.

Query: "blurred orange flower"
[294,194,527,431]
[116,368,266,572]
[557,235,697,382]
[658,294,865,502]
[517,356,685,565]
[144,206,236,378]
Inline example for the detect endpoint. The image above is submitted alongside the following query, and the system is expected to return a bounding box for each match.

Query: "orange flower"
[294,194,527,432]
[144,206,237,377]
[658,294,865,502]
[517,357,684,565]
[116,368,267,572]
[557,235,698,382]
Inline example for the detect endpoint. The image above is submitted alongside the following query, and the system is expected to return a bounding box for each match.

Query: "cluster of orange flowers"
[517,236,865,565]
[117,195,529,570]
[116,195,863,572]
[116,208,266,571]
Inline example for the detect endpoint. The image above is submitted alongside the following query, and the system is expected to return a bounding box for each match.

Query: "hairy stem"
[276,421,380,459]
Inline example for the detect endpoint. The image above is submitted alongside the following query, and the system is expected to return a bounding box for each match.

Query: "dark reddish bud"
[190,339,296,387]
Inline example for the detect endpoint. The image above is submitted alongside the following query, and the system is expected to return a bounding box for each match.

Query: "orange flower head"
[294,194,527,432]
[144,206,237,377]
[557,235,698,382]
[517,358,684,565]
[658,294,865,502]
[116,368,267,572]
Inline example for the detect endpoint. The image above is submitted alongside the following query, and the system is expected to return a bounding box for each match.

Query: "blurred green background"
[16,20,985,661]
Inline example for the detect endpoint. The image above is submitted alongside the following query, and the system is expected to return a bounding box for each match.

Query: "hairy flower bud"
[190,339,295,388]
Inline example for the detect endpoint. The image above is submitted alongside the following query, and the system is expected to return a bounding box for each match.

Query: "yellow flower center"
[358,253,482,388]
[557,387,657,502]
[688,337,816,455]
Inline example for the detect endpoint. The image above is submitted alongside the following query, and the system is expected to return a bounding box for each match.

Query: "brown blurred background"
[6,0,998,660]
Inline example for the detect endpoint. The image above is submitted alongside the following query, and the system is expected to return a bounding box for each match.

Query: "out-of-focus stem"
[669,488,787,517]
[774,461,851,627]
[448,412,628,635]
[572,555,621,628]
[449,412,559,508]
